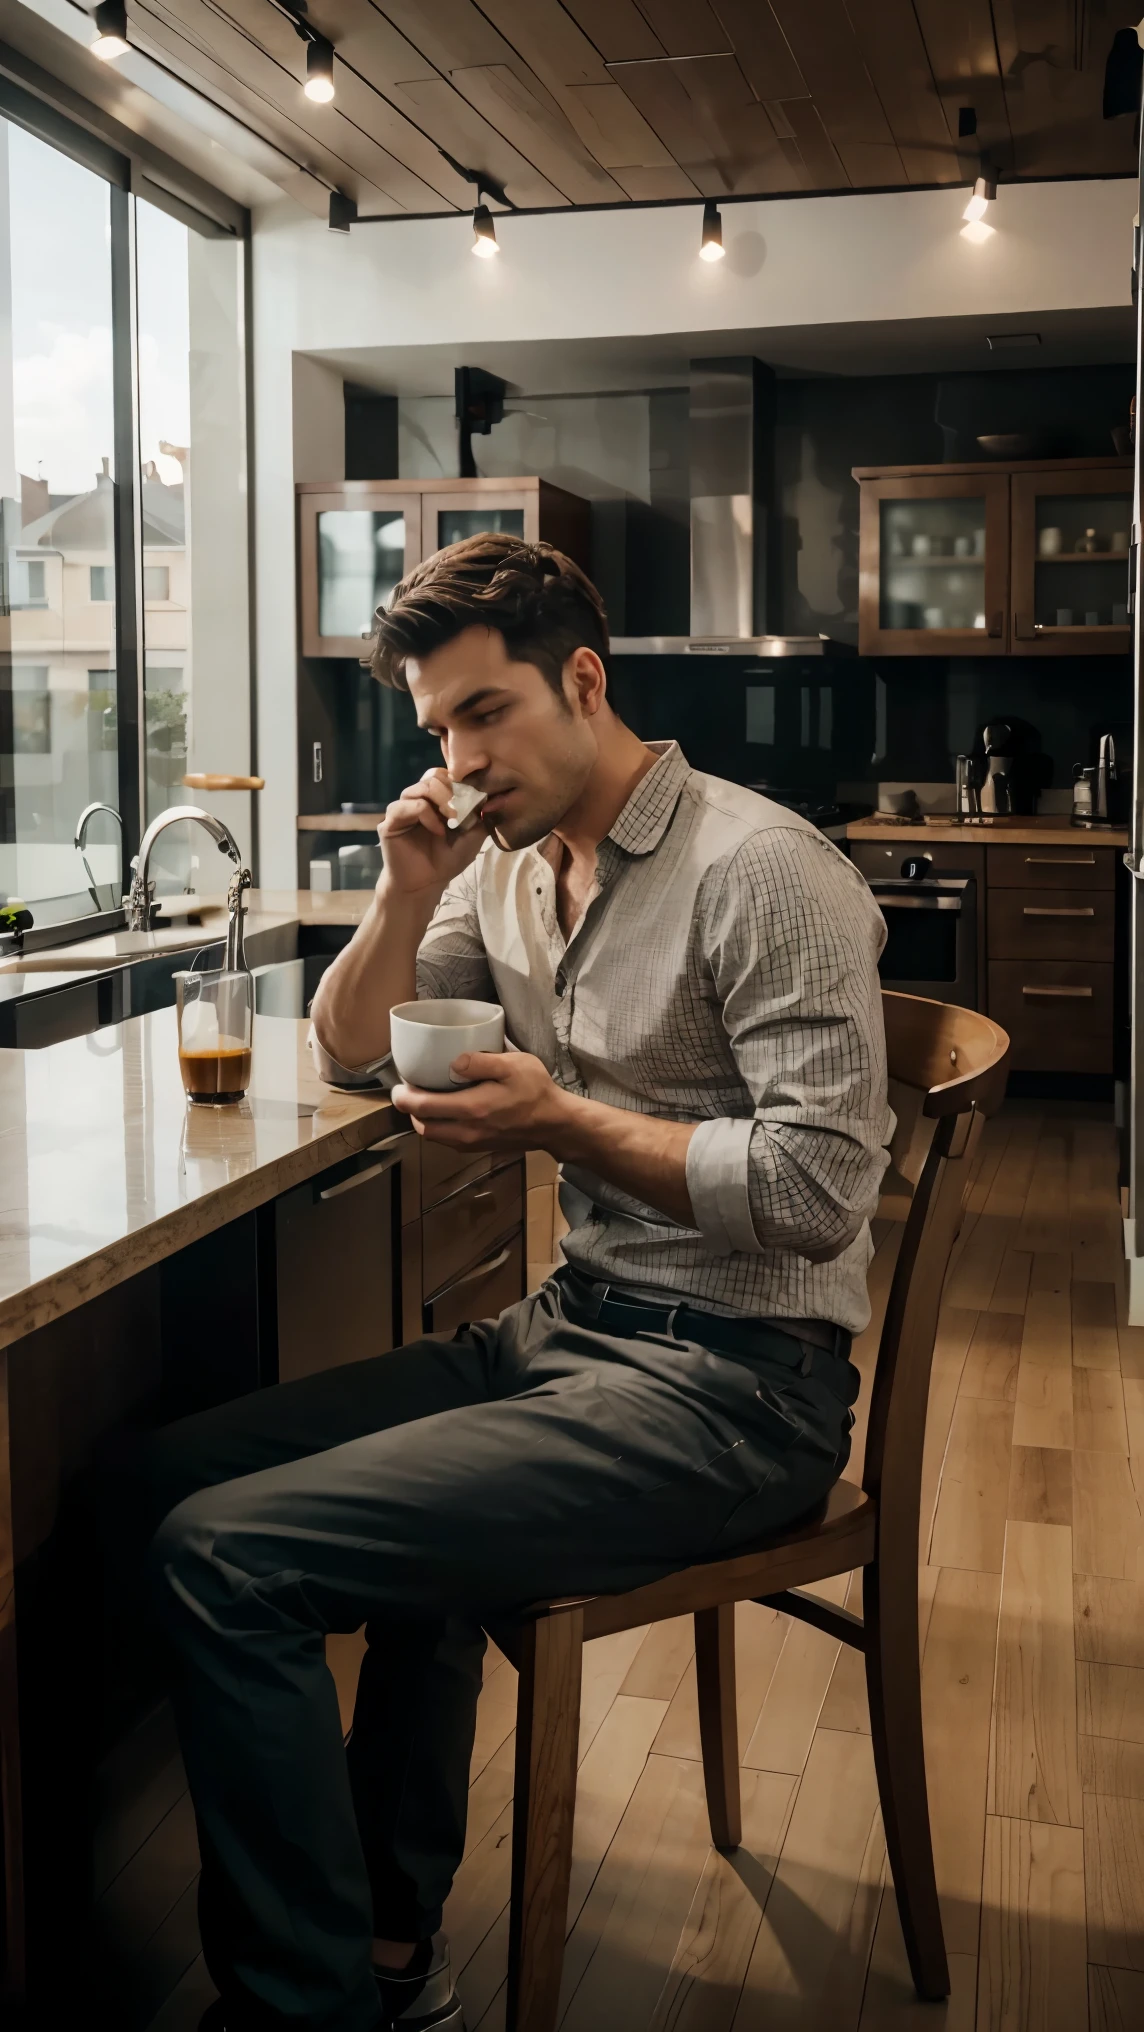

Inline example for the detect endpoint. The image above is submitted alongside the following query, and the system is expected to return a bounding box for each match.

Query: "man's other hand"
[391,1051,570,1153]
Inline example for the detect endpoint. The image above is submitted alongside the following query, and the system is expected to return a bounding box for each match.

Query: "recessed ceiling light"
[90,0,129,60]
[699,199,725,262]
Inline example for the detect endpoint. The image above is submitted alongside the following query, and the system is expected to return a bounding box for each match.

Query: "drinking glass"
[175,968,254,1104]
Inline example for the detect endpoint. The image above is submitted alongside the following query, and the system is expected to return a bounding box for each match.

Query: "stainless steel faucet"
[126,804,245,931]
[74,801,124,907]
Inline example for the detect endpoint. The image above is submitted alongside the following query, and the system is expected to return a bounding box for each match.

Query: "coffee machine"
[971,719,1050,816]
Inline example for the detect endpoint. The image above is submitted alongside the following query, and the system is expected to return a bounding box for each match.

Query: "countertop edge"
[0,1090,395,1355]
[846,819,1130,848]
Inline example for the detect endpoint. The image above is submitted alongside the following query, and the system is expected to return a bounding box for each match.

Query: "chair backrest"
[862,993,1010,1540]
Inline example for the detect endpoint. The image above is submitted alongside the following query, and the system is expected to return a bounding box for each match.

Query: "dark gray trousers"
[140,1276,859,2032]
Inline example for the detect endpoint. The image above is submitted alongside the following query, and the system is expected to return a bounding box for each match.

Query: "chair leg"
[863,1556,950,2000]
[694,1604,741,1851]
[507,1609,583,2032]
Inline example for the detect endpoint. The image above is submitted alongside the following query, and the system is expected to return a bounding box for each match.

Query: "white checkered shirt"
[394,741,891,1334]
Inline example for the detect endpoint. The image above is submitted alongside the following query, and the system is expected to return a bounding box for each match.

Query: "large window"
[0,107,250,927]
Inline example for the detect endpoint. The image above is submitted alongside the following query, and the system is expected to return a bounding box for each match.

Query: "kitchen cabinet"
[853,458,1131,656]
[298,477,591,659]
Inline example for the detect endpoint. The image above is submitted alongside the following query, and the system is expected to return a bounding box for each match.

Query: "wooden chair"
[489,990,1010,2032]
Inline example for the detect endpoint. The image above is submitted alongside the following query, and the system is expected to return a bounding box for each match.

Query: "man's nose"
[443,733,490,783]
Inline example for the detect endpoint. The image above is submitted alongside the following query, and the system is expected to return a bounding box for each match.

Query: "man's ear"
[566,646,607,718]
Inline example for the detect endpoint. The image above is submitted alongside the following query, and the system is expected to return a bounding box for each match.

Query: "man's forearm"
[310,881,438,1069]
[550,1090,697,1228]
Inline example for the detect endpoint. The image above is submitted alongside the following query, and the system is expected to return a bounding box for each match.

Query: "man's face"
[405,625,599,849]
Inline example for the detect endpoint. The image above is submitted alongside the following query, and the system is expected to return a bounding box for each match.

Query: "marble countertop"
[846,815,1130,848]
[0,1009,394,1352]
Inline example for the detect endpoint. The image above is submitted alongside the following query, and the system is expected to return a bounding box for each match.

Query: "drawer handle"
[1023,854,1095,866]
[471,1190,495,1207]
[1021,906,1095,918]
[1021,985,1094,998]
[369,1130,414,1152]
[445,1244,513,1293]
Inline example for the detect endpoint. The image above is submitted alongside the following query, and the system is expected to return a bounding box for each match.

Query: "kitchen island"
[0,1000,525,2023]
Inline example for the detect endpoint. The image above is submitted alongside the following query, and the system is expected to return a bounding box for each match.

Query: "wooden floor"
[142,1101,1144,2032]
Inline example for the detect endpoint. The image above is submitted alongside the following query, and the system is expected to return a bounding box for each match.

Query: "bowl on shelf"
[976,433,1053,459]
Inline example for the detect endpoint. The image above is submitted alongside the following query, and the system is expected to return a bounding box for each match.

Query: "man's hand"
[393,1049,699,1228]
[392,1051,569,1153]
[377,767,485,902]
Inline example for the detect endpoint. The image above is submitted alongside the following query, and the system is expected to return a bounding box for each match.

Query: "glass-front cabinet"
[298,478,591,660]
[1011,468,1133,655]
[857,470,1010,655]
[298,486,424,659]
[855,459,1132,656]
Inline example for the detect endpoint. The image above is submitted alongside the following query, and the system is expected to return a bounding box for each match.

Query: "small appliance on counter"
[970,718,1051,817]
[1072,734,1118,828]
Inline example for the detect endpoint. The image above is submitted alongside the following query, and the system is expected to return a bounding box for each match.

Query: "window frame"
[0,72,254,945]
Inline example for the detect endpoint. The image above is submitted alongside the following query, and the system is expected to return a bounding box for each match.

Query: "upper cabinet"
[854,458,1132,657]
[297,477,591,660]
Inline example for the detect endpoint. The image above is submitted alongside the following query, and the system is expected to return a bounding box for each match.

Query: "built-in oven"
[864,871,978,1010]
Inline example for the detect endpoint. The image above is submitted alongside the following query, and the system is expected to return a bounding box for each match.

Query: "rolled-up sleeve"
[687,830,892,1261]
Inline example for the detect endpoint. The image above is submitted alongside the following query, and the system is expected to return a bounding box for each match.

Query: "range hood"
[611,358,845,658]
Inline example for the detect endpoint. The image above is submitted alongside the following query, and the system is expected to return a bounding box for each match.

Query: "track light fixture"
[304,33,335,103]
[90,0,129,61]
[961,168,997,242]
[699,199,725,262]
[471,203,499,258]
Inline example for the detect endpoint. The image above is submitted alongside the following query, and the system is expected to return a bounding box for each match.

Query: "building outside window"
[0,108,251,926]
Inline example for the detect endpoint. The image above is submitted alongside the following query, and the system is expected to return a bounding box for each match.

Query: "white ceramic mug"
[1038,526,1063,557]
[389,999,505,1090]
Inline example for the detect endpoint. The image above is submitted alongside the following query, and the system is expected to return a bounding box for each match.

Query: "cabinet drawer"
[986,844,1113,890]
[987,962,1113,1073]
[424,1233,525,1336]
[987,887,1114,962]
[851,840,985,883]
[423,1160,523,1299]
[420,1141,494,1212]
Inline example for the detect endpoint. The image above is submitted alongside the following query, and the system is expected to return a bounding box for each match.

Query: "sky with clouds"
[4,119,190,497]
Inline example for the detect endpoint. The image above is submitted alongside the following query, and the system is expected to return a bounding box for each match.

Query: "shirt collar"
[606,741,691,857]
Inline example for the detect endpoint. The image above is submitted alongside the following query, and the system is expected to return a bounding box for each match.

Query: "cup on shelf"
[922,605,945,628]
[1056,608,1074,627]
[1085,610,1100,627]
[1037,527,1063,557]
[911,533,932,558]
[973,613,986,629]
[953,535,972,557]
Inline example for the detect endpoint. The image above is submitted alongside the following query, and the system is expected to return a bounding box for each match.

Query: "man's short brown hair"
[370,532,609,694]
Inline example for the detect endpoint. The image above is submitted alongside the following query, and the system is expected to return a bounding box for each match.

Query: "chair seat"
[519,1479,875,1643]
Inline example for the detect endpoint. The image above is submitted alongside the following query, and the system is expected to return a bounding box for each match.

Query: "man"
[142,535,891,2032]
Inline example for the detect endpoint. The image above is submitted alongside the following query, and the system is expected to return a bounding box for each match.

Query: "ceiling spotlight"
[961,218,995,245]
[471,204,499,258]
[304,34,336,103]
[963,170,997,224]
[90,0,129,60]
[699,199,725,262]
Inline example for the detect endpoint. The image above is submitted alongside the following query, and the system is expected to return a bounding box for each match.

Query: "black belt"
[555,1267,852,1375]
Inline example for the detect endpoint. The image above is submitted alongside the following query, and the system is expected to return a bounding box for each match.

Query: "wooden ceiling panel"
[630,1,733,58]
[558,2,665,64]
[767,1,905,188]
[991,0,1140,178]
[709,1,807,102]
[111,3,1138,224]
[844,0,958,184]
[474,2,687,176]
[912,0,1013,166]
[616,54,800,194]
[447,66,627,203]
